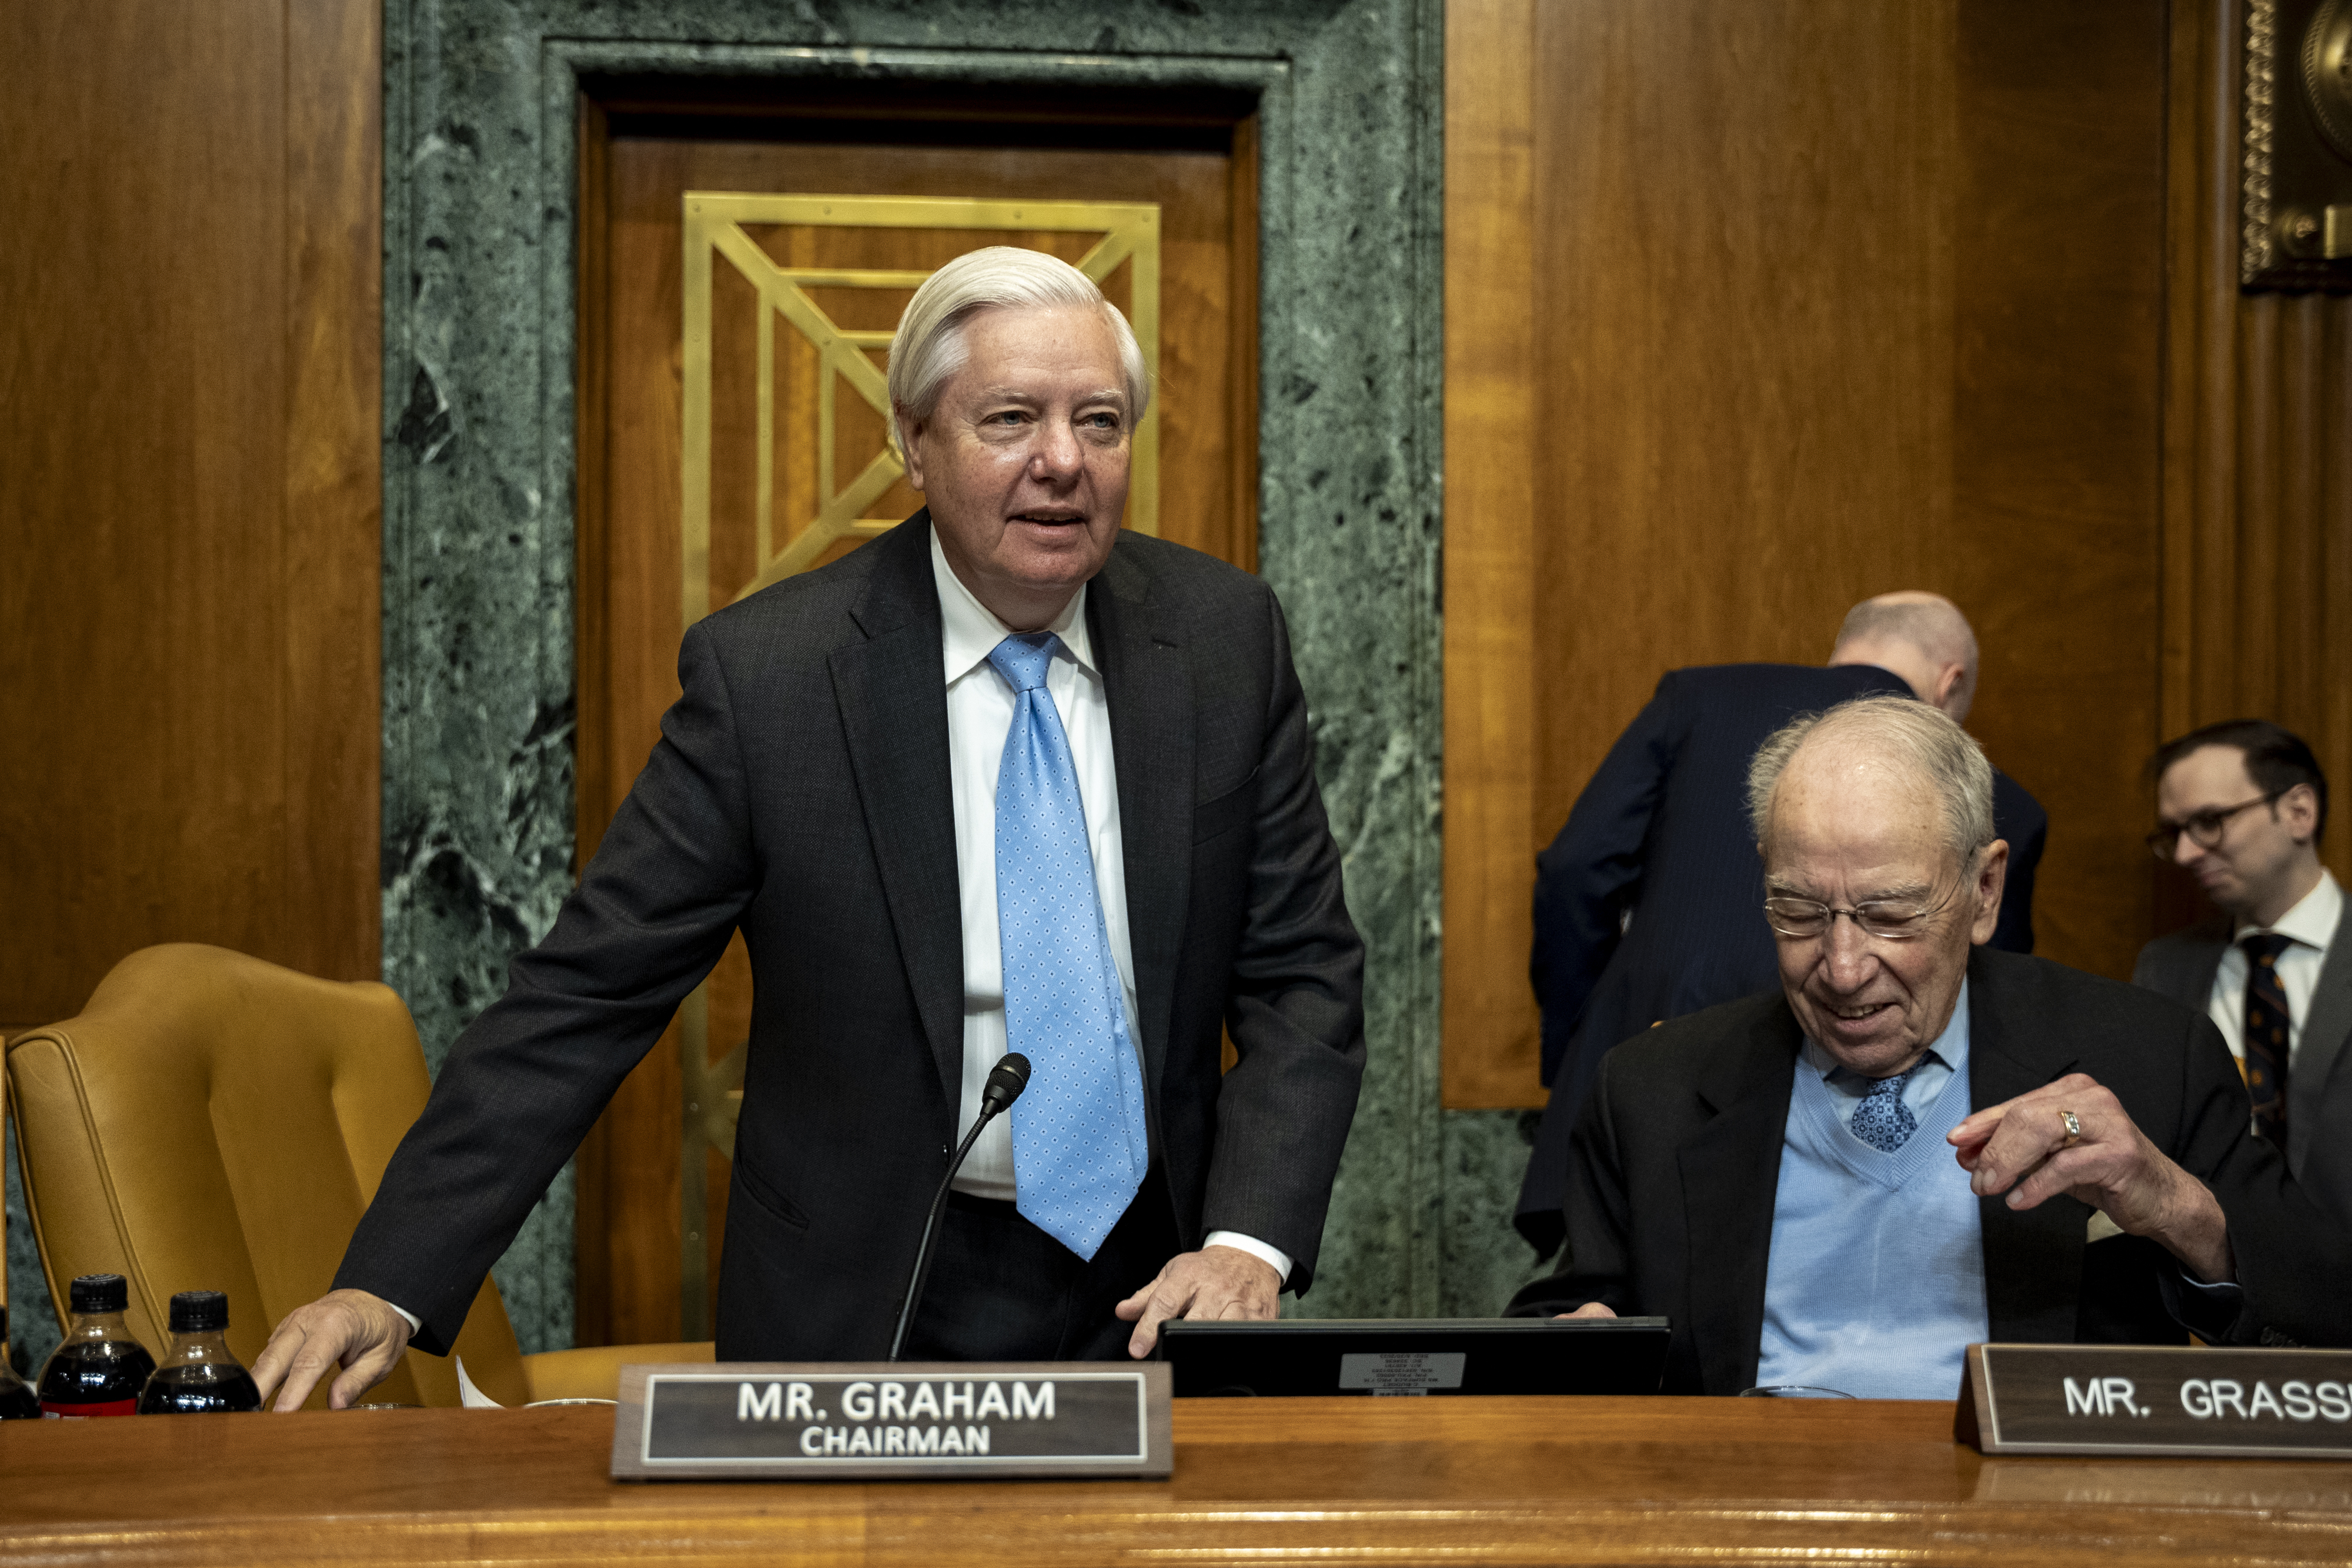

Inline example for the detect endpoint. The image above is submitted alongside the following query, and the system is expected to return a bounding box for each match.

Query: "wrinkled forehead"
[954,300,1122,370]
[1764,741,1950,884]
[2157,744,2258,811]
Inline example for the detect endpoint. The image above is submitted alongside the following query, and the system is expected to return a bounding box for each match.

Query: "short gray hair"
[885,246,1151,454]
[1746,694,1995,862]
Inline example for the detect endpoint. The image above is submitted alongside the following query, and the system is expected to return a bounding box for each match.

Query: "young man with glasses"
[1507,696,2348,1393]
[2136,721,2347,1225]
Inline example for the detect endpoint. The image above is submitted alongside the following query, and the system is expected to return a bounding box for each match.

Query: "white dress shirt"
[2206,868,2344,1066]
[929,534,1288,1281]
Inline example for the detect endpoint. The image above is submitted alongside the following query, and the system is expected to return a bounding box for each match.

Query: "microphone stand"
[889,1054,1028,1363]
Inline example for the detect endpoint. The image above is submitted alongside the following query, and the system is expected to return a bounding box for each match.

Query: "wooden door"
[574,106,1258,1346]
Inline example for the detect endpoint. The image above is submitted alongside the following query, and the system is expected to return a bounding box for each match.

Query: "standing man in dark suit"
[1825,594,2047,952]
[1513,594,2046,1251]
[2136,721,2348,1225]
[1507,696,2346,1394]
[252,248,1367,1409]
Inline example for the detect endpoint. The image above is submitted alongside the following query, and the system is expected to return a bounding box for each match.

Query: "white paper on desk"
[455,1355,504,1408]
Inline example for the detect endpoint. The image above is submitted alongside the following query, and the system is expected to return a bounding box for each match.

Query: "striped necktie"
[2241,932,2296,1147]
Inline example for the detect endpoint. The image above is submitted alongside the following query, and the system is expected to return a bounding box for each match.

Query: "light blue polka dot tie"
[1850,1066,1920,1154]
[988,633,1150,1261]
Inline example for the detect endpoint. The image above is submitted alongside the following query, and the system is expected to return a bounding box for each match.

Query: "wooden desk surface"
[6,1396,2352,1566]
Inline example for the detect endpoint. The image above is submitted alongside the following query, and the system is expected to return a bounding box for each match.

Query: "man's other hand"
[1949,1071,2233,1282]
[1115,1245,1281,1358]
[250,1288,413,1412]
[1552,1302,1618,1320]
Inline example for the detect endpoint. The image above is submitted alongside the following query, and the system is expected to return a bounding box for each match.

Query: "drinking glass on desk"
[1738,1385,1856,1398]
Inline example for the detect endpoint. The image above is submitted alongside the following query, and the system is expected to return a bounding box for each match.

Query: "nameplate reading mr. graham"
[611,1362,1172,1480]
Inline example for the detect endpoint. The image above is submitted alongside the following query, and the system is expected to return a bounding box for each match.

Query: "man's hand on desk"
[1115,1245,1281,1358]
[1552,1302,1618,1320]
[1950,1072,2234,1283]
[250,1288,412,1412]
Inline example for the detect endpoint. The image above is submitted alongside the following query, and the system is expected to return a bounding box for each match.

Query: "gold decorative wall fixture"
[673,192,1162,1337]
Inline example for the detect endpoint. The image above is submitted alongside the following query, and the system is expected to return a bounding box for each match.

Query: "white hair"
[1746,694,1996,862]
[884,246,1151,454]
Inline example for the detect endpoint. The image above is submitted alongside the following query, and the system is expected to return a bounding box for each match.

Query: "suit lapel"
[2290,927,2352,1177]
[830,513,964,1109]
[2189,939,2227,1002]
[1090,541,1191,1103]
[1966,950,2089,1343]
[2140,925,2226,1011]
[1677,1006,1800,1395]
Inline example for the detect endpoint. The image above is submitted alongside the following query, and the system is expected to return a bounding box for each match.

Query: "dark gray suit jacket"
[1508,948,2352,1393]
[339,513,1367,1359]
[2136,912,2352,1228]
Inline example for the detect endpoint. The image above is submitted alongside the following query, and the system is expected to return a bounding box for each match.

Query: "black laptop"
[1156,1316,1672,1397]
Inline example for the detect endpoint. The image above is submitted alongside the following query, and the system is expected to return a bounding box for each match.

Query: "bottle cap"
[69,1273,128,1315]
[168,1290,230,1333]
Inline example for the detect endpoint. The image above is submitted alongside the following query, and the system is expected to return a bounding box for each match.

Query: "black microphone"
[888,1053,1031,1362]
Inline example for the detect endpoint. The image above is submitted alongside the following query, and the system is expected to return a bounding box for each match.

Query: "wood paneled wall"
[0,1,383,1027]
[1442,0,1541,1102]
[2166,0,2352,901]
[1445,0,2173,1106]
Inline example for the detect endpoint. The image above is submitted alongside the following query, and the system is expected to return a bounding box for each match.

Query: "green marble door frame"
[377,0,1534,1356]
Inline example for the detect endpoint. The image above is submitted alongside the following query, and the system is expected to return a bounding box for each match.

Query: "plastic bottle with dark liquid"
[38,1273,156,1419]
[138,1290,260,1413]
[0,1307,41,1419]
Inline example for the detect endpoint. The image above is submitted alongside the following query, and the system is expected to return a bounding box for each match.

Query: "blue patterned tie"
[988,633,1150,1259]
[1850,1066,1920,1154]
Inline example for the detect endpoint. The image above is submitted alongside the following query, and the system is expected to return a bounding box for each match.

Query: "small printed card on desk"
[1957,1343,2352,1458]
[610,1362,1172,1480]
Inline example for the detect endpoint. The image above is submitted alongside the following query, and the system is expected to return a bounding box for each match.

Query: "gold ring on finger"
[2059,1109,2082,1148]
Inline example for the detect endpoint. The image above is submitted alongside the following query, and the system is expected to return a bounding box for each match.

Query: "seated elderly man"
[1508,694,2343,1396]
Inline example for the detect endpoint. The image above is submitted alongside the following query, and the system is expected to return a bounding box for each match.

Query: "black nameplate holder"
[1957,1343,2352,1458]
[610,1362,1172,1480]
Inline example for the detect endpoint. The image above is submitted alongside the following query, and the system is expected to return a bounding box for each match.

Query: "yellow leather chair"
[4,944,710,1406]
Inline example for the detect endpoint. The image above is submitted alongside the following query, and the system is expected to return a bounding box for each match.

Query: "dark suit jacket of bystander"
[2136,918,2352,1228]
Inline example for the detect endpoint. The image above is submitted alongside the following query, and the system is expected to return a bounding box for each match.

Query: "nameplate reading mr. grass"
[610,1362,1172,1480]
[1956,1343,2352,1458]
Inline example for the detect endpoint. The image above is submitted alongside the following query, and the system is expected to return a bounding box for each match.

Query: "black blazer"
[2136,917,2352,1228]
[338,514,1368,1359]
[1515,663,2049,1249]
[1506,948,2350,1394]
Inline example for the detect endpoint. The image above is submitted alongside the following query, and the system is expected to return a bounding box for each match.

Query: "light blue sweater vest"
[1754,1004,1988,1400]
